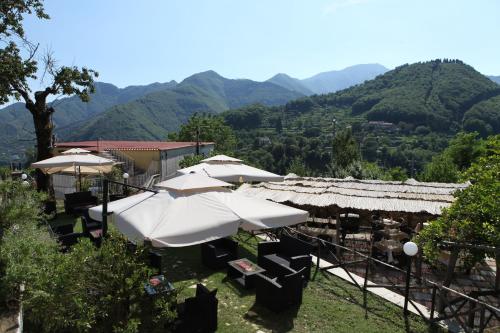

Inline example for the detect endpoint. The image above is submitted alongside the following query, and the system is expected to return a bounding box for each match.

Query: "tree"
[179,154,204,168]
[416,135,500,290]
[287,157,308,177]
[445,132,484,171]
[419,154,459,183]
[330,127,361,177]
[0,1,98,198]
[168,113,237,155]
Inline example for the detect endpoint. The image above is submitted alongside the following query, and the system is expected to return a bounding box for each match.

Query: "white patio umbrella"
[32,152,115,191]
[177,154,284,183]
[88,173,308,247]
[61,148,91,154]
[32,153,115,174]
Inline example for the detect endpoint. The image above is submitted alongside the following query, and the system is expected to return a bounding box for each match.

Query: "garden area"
[0,179,436,332]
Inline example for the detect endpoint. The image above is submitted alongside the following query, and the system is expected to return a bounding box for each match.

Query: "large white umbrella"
[177,154,284,183]
[32,153,115,174]
[88,173,307,247]
[32,152,115,191]
[61,148,91,155]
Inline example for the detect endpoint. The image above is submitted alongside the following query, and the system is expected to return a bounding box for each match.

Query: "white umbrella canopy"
[61,148,91,154]
[32,154,115,174]
[89,174,307,247]
[154,173,233,191]
[201,154,243,163]
[177,154,284,182]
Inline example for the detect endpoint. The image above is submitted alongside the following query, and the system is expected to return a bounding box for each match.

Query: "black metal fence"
[276,227,500,333]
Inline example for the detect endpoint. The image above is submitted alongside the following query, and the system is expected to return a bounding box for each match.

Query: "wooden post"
[335,212,341,257]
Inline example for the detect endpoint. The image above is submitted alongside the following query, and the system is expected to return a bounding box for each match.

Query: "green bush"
[0,180,177,332]
[0,180,47,233]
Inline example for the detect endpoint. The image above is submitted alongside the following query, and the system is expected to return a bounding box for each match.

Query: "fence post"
[404,256,412,316]
[335,212,341,257]
[430,285,437,321]
[313,239,321,281]
[363,254,370,311]
[102,179,108,238]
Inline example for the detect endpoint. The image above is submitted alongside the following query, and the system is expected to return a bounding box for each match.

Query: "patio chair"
[340,213,361,243]
[64,191,98,216]
[149,251,162,273]
[258,234,312,281]
[174,283,218,333]
[81,211,102,236]
[58,232,84,252]
[201,238,238,269]
[255,267,305,312]
[52,223,74,236]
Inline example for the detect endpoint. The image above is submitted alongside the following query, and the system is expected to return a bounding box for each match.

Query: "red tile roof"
[55,140,214,152]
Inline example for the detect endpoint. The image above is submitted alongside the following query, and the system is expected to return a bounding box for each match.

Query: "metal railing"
[278,226,500,333]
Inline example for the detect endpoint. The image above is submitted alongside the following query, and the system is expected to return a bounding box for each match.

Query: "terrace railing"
[274,227,500,333]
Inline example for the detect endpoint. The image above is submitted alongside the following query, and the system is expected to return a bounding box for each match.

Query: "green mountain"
[62,71,304,141]
[301,64,388,94]
[222,59,500,175]
[489,75,500,84]
[267,73,313,95]
[0,81,177,163]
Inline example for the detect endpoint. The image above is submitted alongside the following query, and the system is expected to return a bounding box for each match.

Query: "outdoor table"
[374,239,403,263]
[144,275,175,297]
[381,229,409,242]
[227,258,265,289]
[381,219,400,229]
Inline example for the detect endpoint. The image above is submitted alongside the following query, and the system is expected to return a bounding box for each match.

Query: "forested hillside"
[222,60,500,176]
[62,71,304,141]
[0,81,177,163]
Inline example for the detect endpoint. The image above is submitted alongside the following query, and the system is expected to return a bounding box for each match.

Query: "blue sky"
[24,0,500,88]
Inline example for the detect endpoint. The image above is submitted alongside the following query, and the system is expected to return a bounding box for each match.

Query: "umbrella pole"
[102,179,108,237]
[78,166,82,192]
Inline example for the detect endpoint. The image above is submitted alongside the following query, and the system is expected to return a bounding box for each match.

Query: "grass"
[49,201,83,233]
[157,233,439,333]
[48,205,439,332]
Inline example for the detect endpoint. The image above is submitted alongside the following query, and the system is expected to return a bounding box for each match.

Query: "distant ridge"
[489,75,500,84]
[59,70,304,141]
[300,64,389,94]
[267,73,313,95]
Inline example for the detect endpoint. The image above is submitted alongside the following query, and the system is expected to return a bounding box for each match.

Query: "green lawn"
[49,207,439,332]
[157,234,439,333]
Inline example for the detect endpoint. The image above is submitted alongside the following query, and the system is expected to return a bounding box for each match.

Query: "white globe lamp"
[123,172,130,180]
[403,241,418,257]
[21,173,28,180]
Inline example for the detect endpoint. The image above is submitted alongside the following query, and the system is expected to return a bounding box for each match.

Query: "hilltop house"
[52,140,214,196]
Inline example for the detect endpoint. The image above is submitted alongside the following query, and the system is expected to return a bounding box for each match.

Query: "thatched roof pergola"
[237,176,469,225]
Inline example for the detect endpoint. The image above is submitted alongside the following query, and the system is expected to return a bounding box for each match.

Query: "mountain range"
[489,75,500,84]
[0,64,386,163]
[267,64,388,95]
[222,59,500,174]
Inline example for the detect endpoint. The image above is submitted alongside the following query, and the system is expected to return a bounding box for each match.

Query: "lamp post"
[403,241,418,315]
[122,172,130,196]
[21,173,32,187]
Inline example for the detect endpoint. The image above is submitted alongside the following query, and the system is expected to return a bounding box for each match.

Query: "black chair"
[64,191,98,216]
[255,267,305,312]
[201,238,238,269]
[81,211,102,237]
[258,234,312,281]
[58,232,84,252]
[175,284,218,333]
[149,251,162,273]
[52,223,74,236]
[340,213,361,243]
